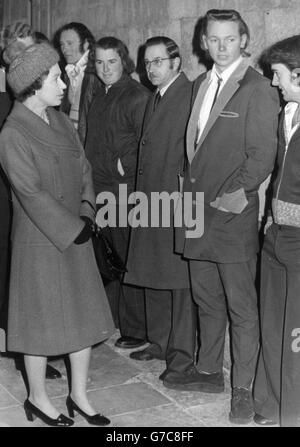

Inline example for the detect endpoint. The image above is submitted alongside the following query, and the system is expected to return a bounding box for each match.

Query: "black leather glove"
[74,216,94,245]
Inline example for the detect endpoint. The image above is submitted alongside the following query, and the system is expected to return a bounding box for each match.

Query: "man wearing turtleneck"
[57,22,100,145]
[85,37,150,351]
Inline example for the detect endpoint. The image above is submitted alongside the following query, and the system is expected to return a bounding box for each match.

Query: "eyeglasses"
[144,57,172,69]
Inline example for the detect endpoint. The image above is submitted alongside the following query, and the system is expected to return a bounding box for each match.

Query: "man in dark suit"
[176,9,279,424]
[125,37,199,385]
[54,22,100,145]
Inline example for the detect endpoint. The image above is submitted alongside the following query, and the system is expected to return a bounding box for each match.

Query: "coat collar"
[187,58,251,164]
[7,101,79,150]
[143,72,189,134]
[100,73,133,93]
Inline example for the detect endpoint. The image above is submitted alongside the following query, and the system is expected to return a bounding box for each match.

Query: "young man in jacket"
[85,37,150,351]
[176,9,279,424]
[253,34,300,427]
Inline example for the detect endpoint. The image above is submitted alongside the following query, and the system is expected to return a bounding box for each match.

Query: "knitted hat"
[7,42,59,94]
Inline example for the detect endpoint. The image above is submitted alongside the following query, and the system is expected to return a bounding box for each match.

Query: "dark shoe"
[115,336,147,349]
[130,348,156,361]
[163,367,224,392]
[46,364,62,379]
[66,396,110,426]
[159,369,168,381]
[229,387,254,425]
[24,399,74,427]
[253,413,277,426]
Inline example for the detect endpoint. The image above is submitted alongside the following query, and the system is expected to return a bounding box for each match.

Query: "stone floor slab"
[187,400,258,427]
[110,404,205,427]
[87,382,170,416]
[88,343,143,389]
[0,384,19,408]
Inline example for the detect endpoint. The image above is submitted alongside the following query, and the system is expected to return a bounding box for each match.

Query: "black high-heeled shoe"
[66,395,110,426]
[24,399,74,427]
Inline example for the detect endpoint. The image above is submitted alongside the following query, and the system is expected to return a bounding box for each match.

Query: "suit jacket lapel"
[188,58,251,164]
[186,74,210,164]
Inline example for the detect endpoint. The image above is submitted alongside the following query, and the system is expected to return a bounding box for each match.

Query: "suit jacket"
[273,111,300,205]
[176,59,279,263]
[85,74,150,198]
[125,72,193,289]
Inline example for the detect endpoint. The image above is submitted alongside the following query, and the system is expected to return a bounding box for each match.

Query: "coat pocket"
[219,111,239,118]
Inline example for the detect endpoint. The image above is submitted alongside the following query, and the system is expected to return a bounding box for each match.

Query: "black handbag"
[92,225,127,283]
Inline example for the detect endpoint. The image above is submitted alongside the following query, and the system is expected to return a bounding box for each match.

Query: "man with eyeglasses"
[175,9,279,424]
[125,36,199,388]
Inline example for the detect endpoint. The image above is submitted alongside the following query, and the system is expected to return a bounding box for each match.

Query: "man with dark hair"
[125,36,199,387]
[54,22,99,144]
[253,34,300,427]
[176,9,279,424]
[85,37,150,351]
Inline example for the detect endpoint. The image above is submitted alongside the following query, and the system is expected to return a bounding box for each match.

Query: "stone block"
[264,7,300,46]
[242,9,266,65]
[168,0,200,20]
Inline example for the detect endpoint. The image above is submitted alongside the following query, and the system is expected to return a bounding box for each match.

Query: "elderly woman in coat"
[0,42,114,427]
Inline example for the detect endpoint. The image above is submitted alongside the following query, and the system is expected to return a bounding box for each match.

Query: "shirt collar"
[158,72,181,97]
[65,50,89,76]
[211,56,244,86]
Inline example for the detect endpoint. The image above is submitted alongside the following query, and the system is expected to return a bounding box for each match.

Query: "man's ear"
[173,56,181,71]
[83,39,89,53]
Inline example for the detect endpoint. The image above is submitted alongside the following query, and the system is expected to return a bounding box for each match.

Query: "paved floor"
[0,330,277,428]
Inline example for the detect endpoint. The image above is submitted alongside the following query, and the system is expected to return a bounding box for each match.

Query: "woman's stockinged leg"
[24,354,60,419]
[69,347,96,415]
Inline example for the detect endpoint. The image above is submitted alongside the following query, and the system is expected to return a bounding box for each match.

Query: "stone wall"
[1,0,300,79]
[47,0,300,79]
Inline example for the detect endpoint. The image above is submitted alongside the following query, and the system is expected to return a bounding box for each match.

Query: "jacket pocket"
[219,111,239,118]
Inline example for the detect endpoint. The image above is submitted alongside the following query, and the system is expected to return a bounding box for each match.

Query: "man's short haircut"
[201,9,250,55]
[56,22,95,54]
[92,36,135,75]
[144,36,182,71]
[263,35,300,72]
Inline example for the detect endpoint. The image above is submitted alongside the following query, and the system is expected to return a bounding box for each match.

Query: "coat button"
[139,169,144,175]
[190,178,196,183]
[141,140,146,146]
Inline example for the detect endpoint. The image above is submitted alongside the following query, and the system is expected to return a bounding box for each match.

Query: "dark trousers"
[254,224,300,427]
[145,287,196,373]
[189,258,259,388]
[102,224,146,340]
